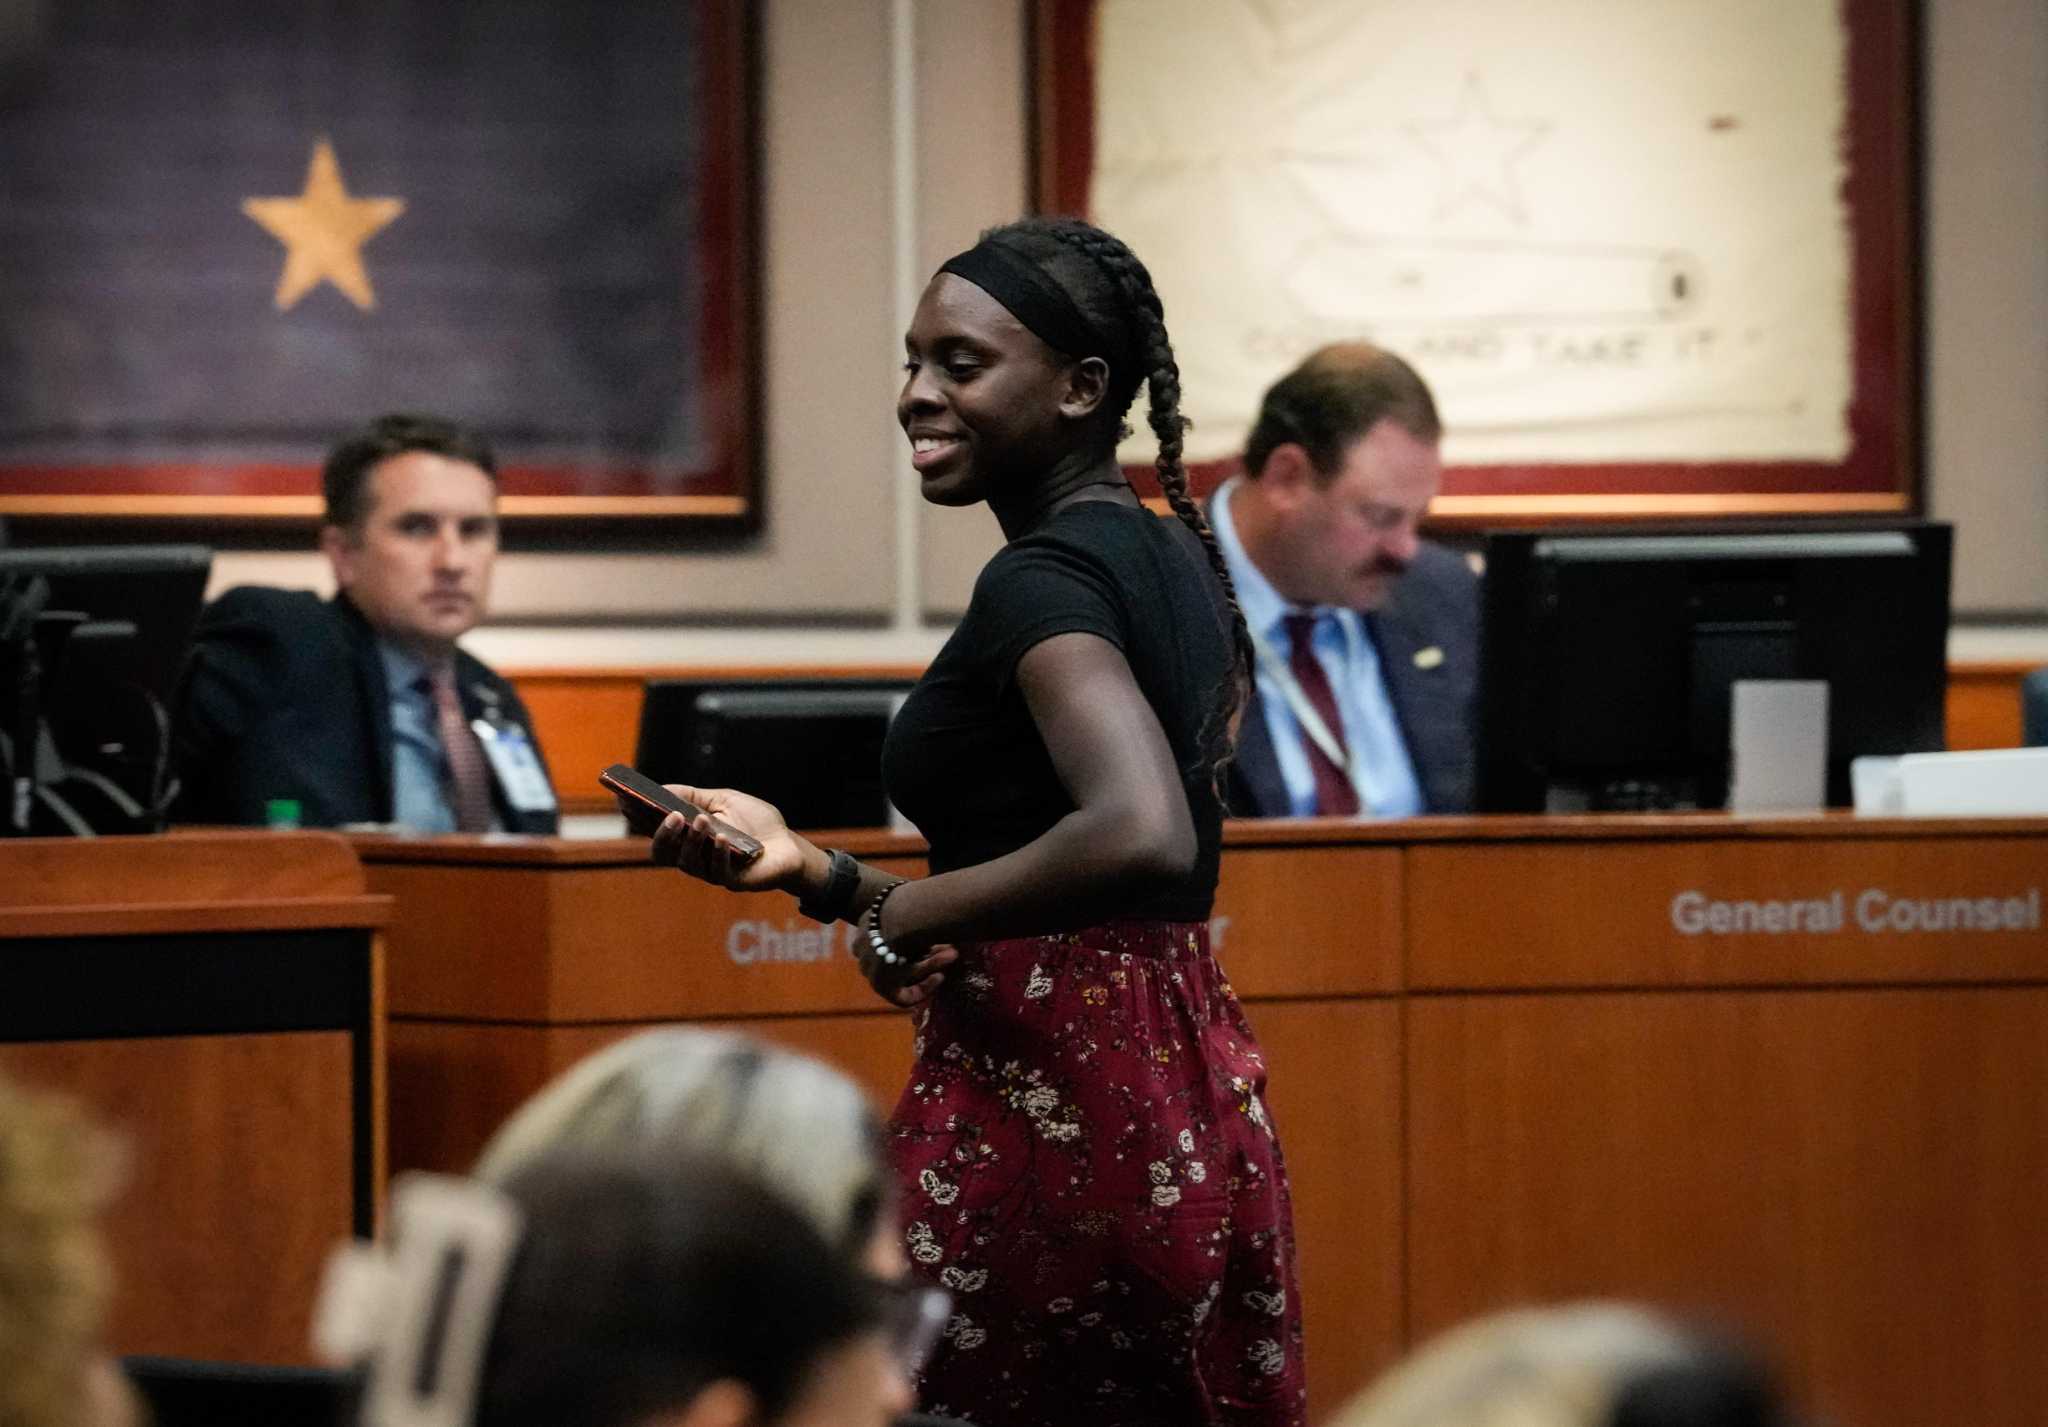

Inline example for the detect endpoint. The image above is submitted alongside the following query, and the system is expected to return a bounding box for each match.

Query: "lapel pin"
[1413,646,1445,670]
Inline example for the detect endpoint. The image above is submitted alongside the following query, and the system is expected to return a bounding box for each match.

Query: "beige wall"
[1925,0,2048,624]
[207,0,2048,671]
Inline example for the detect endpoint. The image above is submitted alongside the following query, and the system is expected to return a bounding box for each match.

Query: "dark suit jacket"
[2024,667,2048,748]
[1225,540,1480,817]
[171,587,558,833]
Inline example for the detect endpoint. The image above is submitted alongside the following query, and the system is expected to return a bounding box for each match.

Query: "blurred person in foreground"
[0,1074,138,1427]
[471,1028,907,1278]
[1327,1303,1789,1427]
[317,1149,917,1427]
[173,412,557,833]
[471,1029,961,1426]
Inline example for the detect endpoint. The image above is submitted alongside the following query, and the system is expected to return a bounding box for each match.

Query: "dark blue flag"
[0,0,750,508]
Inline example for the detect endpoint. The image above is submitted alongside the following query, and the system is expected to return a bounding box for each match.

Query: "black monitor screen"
[1477,524,1951,811]
[634,677,916,831]
[0,544,213,833]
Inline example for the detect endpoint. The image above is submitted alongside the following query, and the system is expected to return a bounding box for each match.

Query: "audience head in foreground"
[320,1151,915,1427]
[0,1075,137,1427]
[1328,1303,1788,1427]
[471,1028,901,1275]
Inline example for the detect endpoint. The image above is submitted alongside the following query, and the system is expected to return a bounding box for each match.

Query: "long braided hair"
[977,216,1254,790]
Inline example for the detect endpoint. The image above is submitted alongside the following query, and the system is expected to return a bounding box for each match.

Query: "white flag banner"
[1089,0,1854,470]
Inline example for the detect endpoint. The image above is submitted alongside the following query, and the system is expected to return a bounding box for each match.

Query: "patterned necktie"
[1281,612,1361,817]
[427,667,494,833]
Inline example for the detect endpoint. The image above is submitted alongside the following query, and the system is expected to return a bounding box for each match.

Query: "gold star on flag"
[242,138,406,311]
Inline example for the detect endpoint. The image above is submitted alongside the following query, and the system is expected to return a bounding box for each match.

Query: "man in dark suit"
[1211,343,1478,817]
[2025,667,2048,748]
[173,414,558,832]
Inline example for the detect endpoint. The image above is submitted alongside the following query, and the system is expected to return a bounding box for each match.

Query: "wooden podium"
[357,815,2048,1426]
[0,831,388,1365]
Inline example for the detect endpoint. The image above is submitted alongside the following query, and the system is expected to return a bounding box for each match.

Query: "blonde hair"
[1328,1304,1703,1427]
[471,1029,888,1257]
[0,1076,125,1427]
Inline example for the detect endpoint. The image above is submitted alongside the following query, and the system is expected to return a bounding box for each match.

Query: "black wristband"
[796,847,862,924]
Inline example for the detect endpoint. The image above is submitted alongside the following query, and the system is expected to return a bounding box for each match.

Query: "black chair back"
[123,1357,358,1427]
[2022,667,2048,747]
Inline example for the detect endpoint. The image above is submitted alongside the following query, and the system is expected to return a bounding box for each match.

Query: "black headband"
[937,239,1134,381]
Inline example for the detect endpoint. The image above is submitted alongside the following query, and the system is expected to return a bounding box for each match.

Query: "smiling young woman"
[640,216,1304,1427]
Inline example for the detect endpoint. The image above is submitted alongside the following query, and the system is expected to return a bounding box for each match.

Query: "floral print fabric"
[888,920,1307,1427]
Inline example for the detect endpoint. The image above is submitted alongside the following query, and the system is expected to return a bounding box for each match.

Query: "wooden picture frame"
[0,0,758,527]
[1031,0,1919,524]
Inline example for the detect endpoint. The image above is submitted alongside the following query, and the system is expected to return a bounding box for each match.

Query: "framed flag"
[0,0,757,525]
[1032,0,1918,523]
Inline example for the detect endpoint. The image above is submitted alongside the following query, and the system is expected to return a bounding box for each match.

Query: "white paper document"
[1728,679,1829,812]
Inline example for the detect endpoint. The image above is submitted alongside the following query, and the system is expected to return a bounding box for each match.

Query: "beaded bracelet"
[860,879,908,970]
[796,847,861,925]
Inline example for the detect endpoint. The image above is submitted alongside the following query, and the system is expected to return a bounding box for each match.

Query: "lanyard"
[1247,612,1372,810]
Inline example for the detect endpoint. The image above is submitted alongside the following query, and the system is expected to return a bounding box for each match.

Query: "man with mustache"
[172,414,557,833]
[1211,343,1478,817]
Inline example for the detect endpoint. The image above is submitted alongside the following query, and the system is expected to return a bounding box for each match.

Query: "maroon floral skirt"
[887,920,1306,1427]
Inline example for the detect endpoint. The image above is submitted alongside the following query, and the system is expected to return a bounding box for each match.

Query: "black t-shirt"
[883,500,1234,922]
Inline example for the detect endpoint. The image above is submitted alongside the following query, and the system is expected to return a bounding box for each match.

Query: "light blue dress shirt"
[1212,479,1424,818]
[378,641,460,833]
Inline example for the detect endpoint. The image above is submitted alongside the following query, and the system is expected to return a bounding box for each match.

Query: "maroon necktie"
[1281,612,1360,817]
[428,667,495,833]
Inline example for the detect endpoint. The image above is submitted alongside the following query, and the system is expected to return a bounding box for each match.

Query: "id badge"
[473,719,559,814]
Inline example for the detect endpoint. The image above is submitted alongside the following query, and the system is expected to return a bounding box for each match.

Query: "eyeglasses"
[877,1278,952,1376]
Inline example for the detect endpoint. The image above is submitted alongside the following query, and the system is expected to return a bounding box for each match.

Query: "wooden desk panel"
[1213,846,1402,996]
[1408,835,2048,989]
[388,1012,917,1176]
[386,1020,553,1176]
[1403,987,2048,1427]
[1,829,368,907]
[369,851,922,1023]
[365,834,1394,1020]
[371,863,558,1019]
[1946,659,2034,752]
[362,815,2048,1423]
[1247,998,1404,1420]
[0,1032,355,1364]
[537,862,919,1021]
[0,832,385,1366]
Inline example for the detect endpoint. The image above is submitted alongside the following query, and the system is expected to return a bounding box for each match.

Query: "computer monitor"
[2023,668,2048,748]
[0,544,213,834]
[633,677,916,831]
[1476,523,1951,812]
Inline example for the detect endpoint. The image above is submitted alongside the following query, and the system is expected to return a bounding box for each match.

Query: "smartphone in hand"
[598,764,766,864]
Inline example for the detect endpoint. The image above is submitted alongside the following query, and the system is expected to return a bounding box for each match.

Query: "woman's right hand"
[645,783,807,894]
[853,883,958,1009]
[856,939,958,1010]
